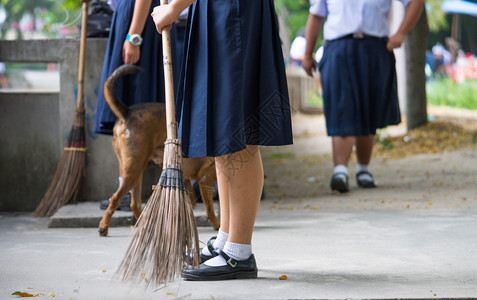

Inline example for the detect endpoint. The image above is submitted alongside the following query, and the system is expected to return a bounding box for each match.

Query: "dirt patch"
[374,121,477,160]
[262,109,477,200]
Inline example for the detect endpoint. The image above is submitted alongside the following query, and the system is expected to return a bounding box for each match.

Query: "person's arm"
[151,0,195,34]
[302,13,324,77]
[123,0,152,64]
[387,0,425,51]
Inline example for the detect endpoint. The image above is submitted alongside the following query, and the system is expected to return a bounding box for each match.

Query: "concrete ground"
[1,113,477,299]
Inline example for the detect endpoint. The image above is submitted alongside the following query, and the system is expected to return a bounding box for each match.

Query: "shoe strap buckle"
[227,258,237,268]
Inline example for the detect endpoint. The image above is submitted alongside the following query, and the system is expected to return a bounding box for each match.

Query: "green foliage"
[45,0,82,25]
[427,0,448,32]
[307,91,323,108]
[275,0,310,40]
[0,0,82,39]
[375,132,393,151]
[267,152,296,159]
[426,78,477,110]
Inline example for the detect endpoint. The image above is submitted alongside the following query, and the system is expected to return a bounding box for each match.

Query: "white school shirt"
[309,0,413,40]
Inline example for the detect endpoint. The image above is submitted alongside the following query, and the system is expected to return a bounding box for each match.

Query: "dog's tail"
[103,64,143,121]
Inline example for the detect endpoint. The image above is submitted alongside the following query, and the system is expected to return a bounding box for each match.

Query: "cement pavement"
[1,114,477,299]
[1,195,476,299]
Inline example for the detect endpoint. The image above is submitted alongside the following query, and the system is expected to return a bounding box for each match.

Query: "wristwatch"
[126,34,143,46]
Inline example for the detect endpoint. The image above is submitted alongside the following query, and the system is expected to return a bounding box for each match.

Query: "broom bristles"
[32,111,86,217]
[116,139,200,287]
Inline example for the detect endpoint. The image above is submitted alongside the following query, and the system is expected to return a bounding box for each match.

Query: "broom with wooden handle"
[116,0,200,286]
[32,0,91,217]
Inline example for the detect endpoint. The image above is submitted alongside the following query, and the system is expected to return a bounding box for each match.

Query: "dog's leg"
[130,172,143,223]
[185,179,197,208]
[99,161,146,236]
[199,174,220,230]
[98,184,132,236]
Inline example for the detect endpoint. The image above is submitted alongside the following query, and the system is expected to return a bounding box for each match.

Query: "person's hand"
[387,32,405,51]
[151,4,179,34]
[122,41,140,64]
[302,56,316,77]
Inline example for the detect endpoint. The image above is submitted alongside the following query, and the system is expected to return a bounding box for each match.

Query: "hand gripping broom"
[32,0,91,217]
[116,0,200,286]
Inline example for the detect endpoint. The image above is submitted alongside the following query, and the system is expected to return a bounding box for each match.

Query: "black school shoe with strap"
[200,236,218,263]
[182,249,258,281]
[330,172,349,193]
[356,171,377,188]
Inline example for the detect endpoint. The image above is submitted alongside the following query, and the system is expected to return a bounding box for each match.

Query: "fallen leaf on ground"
[12,291,39,297]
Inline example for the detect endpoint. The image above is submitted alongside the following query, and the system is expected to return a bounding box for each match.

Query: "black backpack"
[85,0,113,37]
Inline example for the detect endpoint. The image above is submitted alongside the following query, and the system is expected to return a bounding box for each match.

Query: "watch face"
[127,34,142,46]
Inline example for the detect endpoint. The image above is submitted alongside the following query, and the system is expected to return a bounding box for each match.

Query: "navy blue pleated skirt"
[318,37,401,136]
[94,0,180,135]
[177,0,293,158]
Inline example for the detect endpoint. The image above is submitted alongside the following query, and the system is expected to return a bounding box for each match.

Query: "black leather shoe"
[330,172,349,193]
[356,171,377,188]
[182,249,258,281]
[200,236,218,263]
[99,193,132,211]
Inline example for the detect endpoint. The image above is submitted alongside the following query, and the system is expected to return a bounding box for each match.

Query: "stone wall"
[0,39,160,211]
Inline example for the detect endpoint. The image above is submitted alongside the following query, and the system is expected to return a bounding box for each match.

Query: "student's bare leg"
[215,145,263,245]
[355,135,377,187]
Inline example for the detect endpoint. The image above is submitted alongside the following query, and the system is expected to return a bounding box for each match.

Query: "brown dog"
[98,64,220,236]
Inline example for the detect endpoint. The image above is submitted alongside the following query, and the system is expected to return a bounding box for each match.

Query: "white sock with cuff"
[204,241,252,267]
[333,165,348,180]
[356,164,373,182]
[201,229,228,256]
[356,163,369,174]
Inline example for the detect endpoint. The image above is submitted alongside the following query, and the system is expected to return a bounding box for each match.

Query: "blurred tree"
[275,0,310,41]
[0,0,82,39]
[406,7,430,131]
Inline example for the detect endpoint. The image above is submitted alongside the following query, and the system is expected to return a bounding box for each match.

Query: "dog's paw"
[209,219,220,231]
[98,226,109,237]
[128,216,137,226]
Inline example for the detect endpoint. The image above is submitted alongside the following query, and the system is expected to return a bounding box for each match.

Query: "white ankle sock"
[203,255,227,266]
[356,164,373,182]
[223,241,252,261]
[356,163,369,174]
[204,241,252,267]
[334,165,348,180]
[201,229,228,256]
[214,229,228,250]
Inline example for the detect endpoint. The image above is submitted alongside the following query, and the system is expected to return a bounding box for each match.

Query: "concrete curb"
[48,202,219,229]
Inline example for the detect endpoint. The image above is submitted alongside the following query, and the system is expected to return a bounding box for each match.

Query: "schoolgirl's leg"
[330,136,354,193]
[355,135,374,165]
[216,145,263,245]
[355,135,377,188]
[332,136,355,167]
[182,145,262,280]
